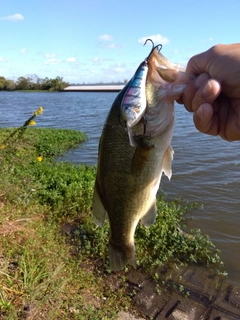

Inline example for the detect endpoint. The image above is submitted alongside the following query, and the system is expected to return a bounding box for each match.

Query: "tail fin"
[109,240,136,271]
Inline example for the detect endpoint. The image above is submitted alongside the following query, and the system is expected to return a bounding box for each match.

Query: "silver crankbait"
[120,39,162,146]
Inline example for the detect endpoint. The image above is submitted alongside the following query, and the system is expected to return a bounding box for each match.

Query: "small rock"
[117,311,145,320]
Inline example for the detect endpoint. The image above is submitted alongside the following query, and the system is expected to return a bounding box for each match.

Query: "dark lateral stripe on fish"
[124,94,141,98]
[123,90,142,97]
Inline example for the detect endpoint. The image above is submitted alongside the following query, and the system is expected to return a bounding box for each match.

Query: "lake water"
[1,91,239,283]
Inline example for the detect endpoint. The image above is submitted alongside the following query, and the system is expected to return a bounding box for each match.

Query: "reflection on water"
[1,91,239,283]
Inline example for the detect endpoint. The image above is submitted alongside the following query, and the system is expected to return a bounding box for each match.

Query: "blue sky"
[1,0,240,84]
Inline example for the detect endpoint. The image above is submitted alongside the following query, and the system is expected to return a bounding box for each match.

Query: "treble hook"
[143,39,162,61]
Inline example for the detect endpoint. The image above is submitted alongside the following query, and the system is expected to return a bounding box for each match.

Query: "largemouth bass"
[92,44,191,271]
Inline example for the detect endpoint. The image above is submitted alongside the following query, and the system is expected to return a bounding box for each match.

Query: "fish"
[92,43,191,271]
[120,40,162,147]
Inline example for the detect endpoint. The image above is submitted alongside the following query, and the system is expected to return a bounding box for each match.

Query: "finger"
[192,79,221,112]
[185,50,209,75]
[219,97,240,141]
[182,73,210,112]
[217,95,229,140]
[193,103,219,135]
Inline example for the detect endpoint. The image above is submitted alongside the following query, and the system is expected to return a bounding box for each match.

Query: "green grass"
[0,110,225,319]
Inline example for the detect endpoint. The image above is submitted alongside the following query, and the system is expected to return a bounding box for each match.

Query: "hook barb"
[143,39,163,61]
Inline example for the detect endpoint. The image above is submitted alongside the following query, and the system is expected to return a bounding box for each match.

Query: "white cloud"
[201,37,214,43]
[108,43,117,49]
[0,13,24,21]
[114,67,125,73]
[20,48,27,54]
[97,34,117,49]
[92,57,113,65]
[45,58,59,64]
[66,57,76,62]
[44,53,61,64]
[138,34,170,46]
[44,53,56,58]
[0,57,3,62]
[92,57,101,65]
[99,34,113,41]
[105,63,125,74]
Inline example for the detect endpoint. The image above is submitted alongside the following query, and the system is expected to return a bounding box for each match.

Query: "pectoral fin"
[162,146,174,180]
[92,182,107,227]
[141,201,157,227]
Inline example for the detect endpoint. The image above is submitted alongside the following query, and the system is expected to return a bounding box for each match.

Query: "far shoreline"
[60,84,125,92]
[0,84,126,93]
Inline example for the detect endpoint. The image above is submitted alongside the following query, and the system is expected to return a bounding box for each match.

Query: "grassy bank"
[0,112,224,319]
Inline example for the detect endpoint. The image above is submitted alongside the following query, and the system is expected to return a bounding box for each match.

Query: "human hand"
[178,44,240,141]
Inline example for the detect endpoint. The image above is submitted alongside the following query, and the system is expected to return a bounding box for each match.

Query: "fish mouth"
[147,48,185,85]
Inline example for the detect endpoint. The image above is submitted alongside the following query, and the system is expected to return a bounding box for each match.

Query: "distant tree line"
[0,75,69,91]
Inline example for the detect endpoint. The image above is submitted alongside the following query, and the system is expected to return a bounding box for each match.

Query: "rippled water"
[1,91,239,283]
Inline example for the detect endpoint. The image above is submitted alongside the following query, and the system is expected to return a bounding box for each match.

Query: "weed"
[135,197,224,272]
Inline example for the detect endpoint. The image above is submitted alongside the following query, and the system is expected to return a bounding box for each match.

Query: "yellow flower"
[37,156,43,162]
[33,107,43,116]
[0,145,6,149]
[29,120,36,126]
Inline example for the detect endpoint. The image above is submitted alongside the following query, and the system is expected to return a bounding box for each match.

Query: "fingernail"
[195,105,203,117]
[202,80,213,98]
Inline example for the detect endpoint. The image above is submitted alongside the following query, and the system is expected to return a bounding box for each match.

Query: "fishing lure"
[120,39,162,147]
